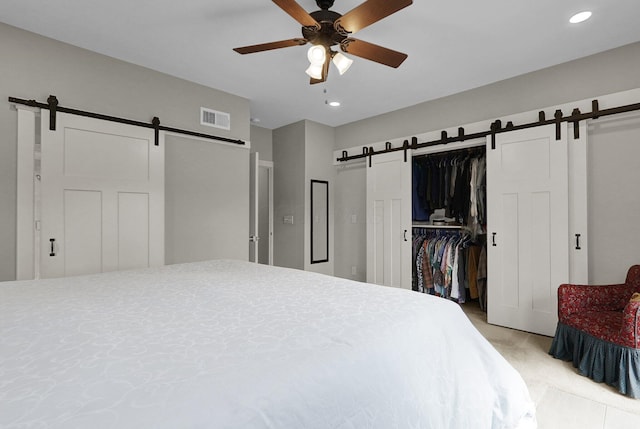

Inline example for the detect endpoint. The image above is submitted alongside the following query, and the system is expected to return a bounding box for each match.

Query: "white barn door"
[366,151,412,290]
[40,112,164,278]
[486,124,570,336]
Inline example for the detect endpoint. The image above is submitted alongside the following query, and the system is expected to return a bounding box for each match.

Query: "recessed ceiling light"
[328,101,341,107]
[569,11,592,24]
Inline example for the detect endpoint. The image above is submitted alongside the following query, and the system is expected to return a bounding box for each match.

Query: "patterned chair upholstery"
[549,265,640,398]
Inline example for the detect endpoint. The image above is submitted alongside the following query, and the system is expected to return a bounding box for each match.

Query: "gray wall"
[272,120,336,274]
[0,23,250,281]
[250,124,273,162]
[303,120,335,276]
[332,42,640,283]
[588,114,640,283]
[273,121,306,270]
[165,135,249,264]
[334,164,366,282]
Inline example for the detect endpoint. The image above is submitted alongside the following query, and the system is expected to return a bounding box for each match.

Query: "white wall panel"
[118,192,149,270]
[64,190,102,276]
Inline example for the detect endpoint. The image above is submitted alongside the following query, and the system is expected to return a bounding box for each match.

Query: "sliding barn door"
[366,151,412,290]
[40,112,164,278]
[486,124,570,336]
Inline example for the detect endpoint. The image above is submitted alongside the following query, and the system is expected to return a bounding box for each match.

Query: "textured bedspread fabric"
[1,260,536,428]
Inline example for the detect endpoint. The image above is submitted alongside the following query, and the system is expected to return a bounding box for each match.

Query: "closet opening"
[412,145,487,310]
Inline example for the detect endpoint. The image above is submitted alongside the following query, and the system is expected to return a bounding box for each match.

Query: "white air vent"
[200,107,230,130]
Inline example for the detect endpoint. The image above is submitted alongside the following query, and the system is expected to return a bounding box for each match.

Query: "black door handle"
[575,233,581,250]
[492,232,497,247]
[49,238,56,256]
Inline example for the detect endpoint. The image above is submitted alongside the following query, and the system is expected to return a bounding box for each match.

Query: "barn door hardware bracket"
[47,95,58,131]
[152,117,161,146]
[490,120,502,150]
[571,108,581,139]
[441,130,448,144]
[457,127,465,141]
[591,100,600,119]
[554,109,563,140]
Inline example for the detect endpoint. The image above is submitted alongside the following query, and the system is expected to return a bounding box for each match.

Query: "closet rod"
[336,99,640,163]
[8,95,246,147]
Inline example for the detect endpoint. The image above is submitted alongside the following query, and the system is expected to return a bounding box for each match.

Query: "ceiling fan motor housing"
[303,9,346,47]
[316,0,335,10]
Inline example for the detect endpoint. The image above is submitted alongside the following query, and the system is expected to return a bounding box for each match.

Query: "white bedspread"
[1,260,535,428]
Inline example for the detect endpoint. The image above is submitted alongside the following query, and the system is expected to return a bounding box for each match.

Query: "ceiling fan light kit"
[305,62,324,79]
[332,52,353,75]
[233,0,413,84]
[307,45,327,65]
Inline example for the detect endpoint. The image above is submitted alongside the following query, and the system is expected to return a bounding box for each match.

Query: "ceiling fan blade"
[334,0,412,34]
[341,38,407,68]
[233,38,307,54]
[272,0,320,29]
[310,54,330,85]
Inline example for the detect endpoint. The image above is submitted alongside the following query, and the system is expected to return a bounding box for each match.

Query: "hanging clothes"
[412,159,431,221]
[412,148,486,230]
[412,228,484,303]
[477,245,488,311]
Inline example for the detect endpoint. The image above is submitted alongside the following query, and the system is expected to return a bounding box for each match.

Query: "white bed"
[1,260,536,428]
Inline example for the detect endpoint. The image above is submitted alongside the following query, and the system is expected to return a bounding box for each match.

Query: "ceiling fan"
[233,0,413,84]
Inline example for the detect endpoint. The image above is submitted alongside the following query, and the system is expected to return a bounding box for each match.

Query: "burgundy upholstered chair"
[549,265,640,398]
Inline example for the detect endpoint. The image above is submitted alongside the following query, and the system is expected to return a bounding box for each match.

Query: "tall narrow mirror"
[310,180,328,264]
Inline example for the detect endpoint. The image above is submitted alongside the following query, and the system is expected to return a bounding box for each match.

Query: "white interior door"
[366,151,412,289]
[486,124,570,336]
[40,112,164,278]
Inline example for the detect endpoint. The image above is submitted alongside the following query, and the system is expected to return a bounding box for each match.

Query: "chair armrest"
[619,300,640,349]
[557,283,631,320]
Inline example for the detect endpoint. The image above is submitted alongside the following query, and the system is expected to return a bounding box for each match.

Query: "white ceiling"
[2,0,640,129]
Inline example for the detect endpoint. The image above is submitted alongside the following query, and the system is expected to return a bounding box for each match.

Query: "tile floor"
[460,303,640,429]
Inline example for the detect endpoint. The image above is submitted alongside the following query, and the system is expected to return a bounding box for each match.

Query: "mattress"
[1,260,536,428]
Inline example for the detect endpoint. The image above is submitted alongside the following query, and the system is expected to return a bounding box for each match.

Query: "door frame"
[259,159,274,265]
[249,152,274,265]
[15,106,38,280]
[249,152,259,262]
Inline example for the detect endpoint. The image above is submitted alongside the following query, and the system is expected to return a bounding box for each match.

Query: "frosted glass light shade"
[305,63,324,79]
[307,45,326,65]
[332,52,353,75]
